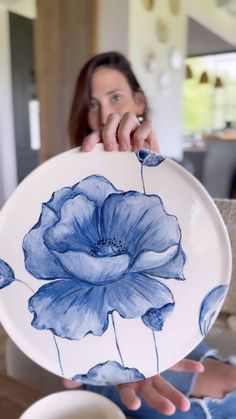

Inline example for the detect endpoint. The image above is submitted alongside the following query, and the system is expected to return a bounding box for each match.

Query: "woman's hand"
[82,113,159,153]
[63,359,204,415]
[118,359,204,415]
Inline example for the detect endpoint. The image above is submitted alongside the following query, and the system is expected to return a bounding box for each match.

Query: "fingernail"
[121,143,128,151]
[107,142,114,151]
[83,144,92,152]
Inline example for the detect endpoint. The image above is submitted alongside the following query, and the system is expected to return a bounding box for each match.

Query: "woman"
[66,51,236,418]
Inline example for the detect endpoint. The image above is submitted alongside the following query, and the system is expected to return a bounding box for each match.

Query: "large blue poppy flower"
[23,175,185,340]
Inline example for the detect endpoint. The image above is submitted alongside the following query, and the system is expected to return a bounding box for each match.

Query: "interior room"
[0,0,236,417]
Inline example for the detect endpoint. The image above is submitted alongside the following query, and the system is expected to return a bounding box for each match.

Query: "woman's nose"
[100,106,111,127]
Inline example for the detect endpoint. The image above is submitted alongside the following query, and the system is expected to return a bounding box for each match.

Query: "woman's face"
[88,67,145,132]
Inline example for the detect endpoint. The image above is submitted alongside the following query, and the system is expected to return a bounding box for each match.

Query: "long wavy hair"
[69,51,147,147]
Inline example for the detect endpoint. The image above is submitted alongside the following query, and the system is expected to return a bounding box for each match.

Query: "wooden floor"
[0,325,7,373]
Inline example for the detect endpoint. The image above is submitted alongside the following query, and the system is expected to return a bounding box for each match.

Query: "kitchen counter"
[204,130,236,141]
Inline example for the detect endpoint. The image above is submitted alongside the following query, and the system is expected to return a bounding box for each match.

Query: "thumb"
[62,378,82,389]
[82,131,100,152]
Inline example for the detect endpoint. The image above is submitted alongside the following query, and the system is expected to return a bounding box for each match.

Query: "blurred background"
[0,0,236,207]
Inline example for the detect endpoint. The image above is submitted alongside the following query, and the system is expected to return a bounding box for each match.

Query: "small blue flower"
[199,285,228,336]
[142,303,175,331]
[136,149,165,166]
[23,175,185,339]
[0,259,15,289]
[72,360,145,386]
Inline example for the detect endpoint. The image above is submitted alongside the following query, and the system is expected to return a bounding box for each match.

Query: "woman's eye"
[111,94,122,104]
[89,101,99,111]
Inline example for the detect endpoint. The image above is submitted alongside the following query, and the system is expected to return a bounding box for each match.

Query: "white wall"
[7,0,36,18]
[0,0,36,18]
[96,0,129,55]
[129,0,187,159]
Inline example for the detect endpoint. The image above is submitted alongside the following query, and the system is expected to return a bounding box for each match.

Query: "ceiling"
[216,0,236,16]
[187,17,235,56]
[0,0,19,4]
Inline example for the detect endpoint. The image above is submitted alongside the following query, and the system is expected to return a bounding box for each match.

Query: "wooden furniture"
[35,0,96,162]
[0,373,132,418]
[0,374,45,419]
[204,130,236,141]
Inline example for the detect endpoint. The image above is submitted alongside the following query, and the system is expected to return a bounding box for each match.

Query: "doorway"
[9,12,39,184]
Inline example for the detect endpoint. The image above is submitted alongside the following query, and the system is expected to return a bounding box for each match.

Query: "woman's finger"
[117,112,140,151]
[171,359,204,373]
[117,114,160,152]
[83,113,160,153]
[101,113,121,151]
[152,375,190,412]
[134,120,160,152]
[62,378,82,389]
[118,385,142,410]
[139,383,176,416]
[131,120,152,151]
[81,131,100,152]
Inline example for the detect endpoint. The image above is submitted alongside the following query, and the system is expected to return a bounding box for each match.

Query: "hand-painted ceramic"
[20,390,126,419]
[0,145,231,385]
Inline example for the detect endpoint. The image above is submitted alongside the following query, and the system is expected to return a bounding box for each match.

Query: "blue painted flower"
[72,360,145,386]
[136,149,165,166]
[0,259,15,289]
[142,303,174,331]
[23,175,185,339]
[199,285,228,336]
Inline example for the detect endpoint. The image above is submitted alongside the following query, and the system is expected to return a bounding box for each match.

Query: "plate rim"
[0,145,232,382]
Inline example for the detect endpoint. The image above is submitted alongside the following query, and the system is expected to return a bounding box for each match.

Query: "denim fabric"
[161,340,212,396]
[83,341,236,418]
[189,391,236,419]
[81,385,236,419]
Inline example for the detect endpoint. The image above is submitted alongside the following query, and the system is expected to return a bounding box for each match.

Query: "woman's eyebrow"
[106,89,123,96]
[90,89,123,100]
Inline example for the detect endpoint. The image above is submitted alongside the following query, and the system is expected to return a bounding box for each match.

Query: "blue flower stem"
[15,278,35,293]
[141,165,146,194]
[111,313,124,367]
[152,331,159,374]
[53,335,64,376]
[15,278,65,377]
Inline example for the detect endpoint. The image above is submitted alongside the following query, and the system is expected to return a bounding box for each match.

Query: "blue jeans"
[84,341,236,418]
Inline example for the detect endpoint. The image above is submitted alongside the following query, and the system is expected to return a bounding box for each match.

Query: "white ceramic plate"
[20,390,126,419]
[0,145,231,385]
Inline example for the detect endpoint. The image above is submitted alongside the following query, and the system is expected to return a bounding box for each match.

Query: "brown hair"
[69,51,147,147]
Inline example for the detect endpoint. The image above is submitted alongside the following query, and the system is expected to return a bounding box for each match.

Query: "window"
[183,52,236,136]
